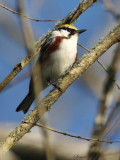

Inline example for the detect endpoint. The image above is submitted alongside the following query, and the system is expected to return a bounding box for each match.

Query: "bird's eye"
[71,29,75,34]
[66,28,70,32]
[69,29,76,36]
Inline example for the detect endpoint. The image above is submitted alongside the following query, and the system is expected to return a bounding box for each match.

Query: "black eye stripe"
[58,27,76,33]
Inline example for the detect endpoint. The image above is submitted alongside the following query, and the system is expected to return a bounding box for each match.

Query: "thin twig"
[77,43,120,89]
[36,123,120,144]
[97,59,120,89]
[0,3,62,22]
[78,43,91,52]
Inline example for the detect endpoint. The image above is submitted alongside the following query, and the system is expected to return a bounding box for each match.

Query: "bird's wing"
[39,35,54,62]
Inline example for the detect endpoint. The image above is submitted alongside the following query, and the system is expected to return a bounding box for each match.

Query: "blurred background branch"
[17,1,54,160]
[88,0,120,159]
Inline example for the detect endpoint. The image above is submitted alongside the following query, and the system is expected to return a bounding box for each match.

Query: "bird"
[16,24,86,114]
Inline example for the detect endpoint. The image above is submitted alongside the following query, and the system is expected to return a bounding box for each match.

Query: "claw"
[52,83,62,92]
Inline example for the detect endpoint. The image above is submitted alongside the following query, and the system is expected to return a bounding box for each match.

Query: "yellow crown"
[59,24,77,30]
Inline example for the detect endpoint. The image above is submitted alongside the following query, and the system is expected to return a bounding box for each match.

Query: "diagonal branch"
[0,0,96,92]
[0,25,120,153]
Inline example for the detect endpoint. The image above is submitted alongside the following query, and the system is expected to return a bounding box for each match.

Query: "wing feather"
[39,35,54,62]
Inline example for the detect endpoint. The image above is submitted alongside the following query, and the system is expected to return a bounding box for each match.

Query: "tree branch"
[0,0,96,92]
[0,25,120,153]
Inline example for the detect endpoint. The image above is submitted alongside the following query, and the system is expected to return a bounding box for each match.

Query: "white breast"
[42,33,78,84]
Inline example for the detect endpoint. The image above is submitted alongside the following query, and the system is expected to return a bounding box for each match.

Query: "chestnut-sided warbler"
[16,24,86,113]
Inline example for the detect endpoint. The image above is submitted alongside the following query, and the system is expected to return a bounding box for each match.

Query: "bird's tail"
[16,93,34,114]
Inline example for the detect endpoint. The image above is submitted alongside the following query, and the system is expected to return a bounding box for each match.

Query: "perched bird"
[16,24,86,114]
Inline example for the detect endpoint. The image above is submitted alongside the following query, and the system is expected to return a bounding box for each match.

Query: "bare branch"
[97,59,120,89]
[36,123,120,144]
[0,25,120,153]
[0,3,62,22]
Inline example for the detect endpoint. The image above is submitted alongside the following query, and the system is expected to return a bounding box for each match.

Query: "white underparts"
[42,29,78,85]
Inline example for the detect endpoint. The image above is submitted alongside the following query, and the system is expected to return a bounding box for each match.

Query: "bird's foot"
[52,83,63,92]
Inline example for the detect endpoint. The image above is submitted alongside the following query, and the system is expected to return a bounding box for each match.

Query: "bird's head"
[56,24,86,38]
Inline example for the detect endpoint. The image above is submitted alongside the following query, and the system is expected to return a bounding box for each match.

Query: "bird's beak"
[77,29,87,34]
